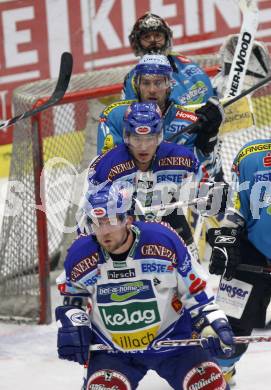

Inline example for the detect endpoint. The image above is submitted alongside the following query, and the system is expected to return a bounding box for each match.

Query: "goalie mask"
[129,13,173,56]
[213,35,271,97]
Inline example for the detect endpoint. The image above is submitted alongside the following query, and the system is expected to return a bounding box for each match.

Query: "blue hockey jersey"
[97,100,217,178]
[59,221,214,354]
[122,53,214,105]
[90,141,200,184]
[231,139,271,259]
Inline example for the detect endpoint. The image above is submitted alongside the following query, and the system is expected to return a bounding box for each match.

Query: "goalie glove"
[193,304,235,358]
[194,97,225,155]
[207,227,242,281]
[55,305,92,365]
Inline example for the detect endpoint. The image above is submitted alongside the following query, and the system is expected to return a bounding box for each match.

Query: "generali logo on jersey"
[70,252,99,281]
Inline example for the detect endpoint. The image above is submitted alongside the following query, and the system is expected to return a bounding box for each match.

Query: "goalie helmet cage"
[0,53,270,324]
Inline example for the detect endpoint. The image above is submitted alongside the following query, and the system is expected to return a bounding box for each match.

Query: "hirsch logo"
[91,207,106,217]
[135,126,151,135]
[215,236,236,244]
[107,268,136,279]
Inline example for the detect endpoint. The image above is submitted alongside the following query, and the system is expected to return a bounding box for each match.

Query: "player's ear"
[126,215,134,226]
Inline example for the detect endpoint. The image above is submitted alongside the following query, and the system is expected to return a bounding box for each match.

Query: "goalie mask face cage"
[129,13,173,56]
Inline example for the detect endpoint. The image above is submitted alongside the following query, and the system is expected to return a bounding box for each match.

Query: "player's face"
[128,134,159,165]
[139,75,170,110]
[139,31,166,52]
[92,216,128,252]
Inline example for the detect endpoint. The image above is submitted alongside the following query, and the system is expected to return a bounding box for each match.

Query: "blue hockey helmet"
[123,102,163,142]
[80,182,133,232]
[134,54,172,79]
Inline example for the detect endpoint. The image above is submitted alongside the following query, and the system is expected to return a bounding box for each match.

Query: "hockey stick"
[0,52,73,131]
[237,263,271,275]
[134,182,227,215]
[225,0,259,97]
[134,195,208,215]
[89,335,271,351]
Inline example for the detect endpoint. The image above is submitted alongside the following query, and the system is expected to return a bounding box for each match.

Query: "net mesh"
[0,53,270,322]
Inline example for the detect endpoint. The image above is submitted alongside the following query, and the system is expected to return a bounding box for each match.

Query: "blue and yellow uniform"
[122,53,214,105]
[231,139,271,259]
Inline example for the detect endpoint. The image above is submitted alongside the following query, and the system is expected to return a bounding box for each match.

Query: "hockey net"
[0,53,270,323]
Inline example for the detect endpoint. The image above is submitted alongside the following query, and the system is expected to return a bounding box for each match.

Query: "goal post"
[0,53,270,324]
[0,64,133,324]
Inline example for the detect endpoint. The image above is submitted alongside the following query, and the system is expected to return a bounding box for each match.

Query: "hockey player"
[98,54,224,181]
[123,12,214,105]
[207,138,271,381]
[86,101,205,255]
[56,183,234,390]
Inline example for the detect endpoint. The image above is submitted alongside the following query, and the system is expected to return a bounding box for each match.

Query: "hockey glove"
[55,305,92,365]
[207,227,242,281]
[193,304,235,358]
[194,97,224,154]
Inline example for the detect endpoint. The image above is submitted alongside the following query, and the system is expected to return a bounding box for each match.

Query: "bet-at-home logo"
[99,301,160,332]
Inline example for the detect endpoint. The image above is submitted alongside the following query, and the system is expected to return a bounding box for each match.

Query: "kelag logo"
[99,301,160,332]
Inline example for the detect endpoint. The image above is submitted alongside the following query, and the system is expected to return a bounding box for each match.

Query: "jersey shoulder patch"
[170,52,192,64]
[102,99,136,116]
[234,140,271,166]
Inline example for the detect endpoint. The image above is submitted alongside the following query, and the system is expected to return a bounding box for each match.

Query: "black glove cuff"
[207,227,241,247]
